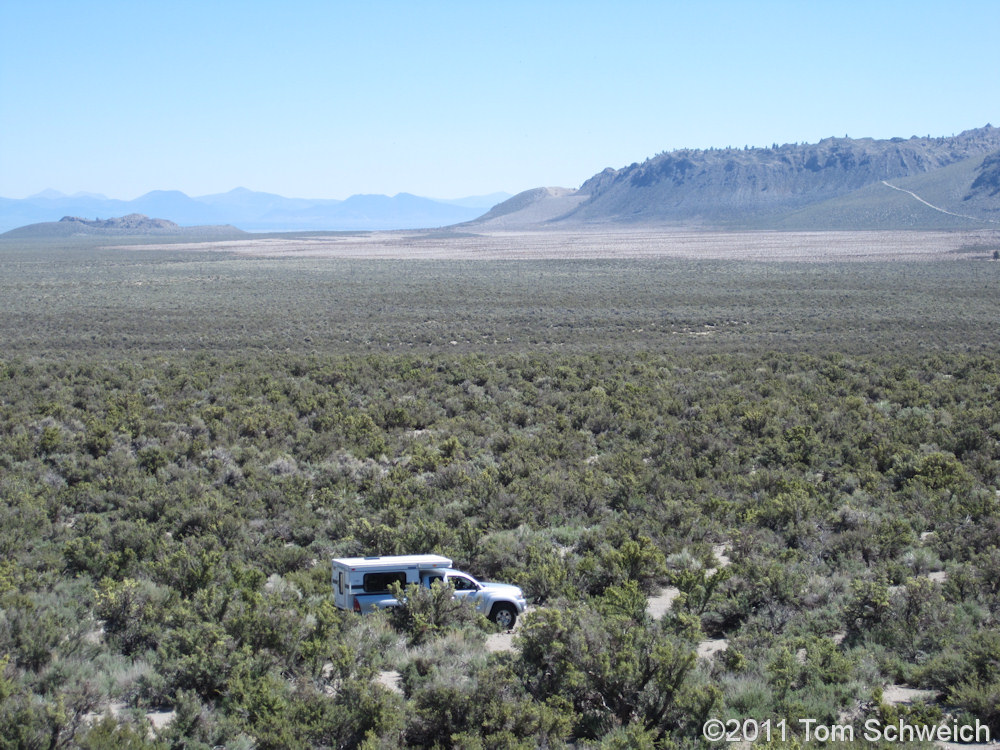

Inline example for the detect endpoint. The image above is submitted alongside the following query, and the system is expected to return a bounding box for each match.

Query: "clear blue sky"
[2,1,998,200]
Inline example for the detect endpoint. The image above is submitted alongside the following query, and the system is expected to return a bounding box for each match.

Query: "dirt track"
[120,228,999,262]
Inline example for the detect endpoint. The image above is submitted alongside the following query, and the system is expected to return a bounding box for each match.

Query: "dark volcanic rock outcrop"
[58,213,179,232]
[966,151,1000,198]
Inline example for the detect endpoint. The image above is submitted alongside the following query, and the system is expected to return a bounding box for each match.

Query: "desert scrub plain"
[1,230,999,748]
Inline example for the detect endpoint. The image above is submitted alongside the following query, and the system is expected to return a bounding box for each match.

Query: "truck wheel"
[490,603,517,629]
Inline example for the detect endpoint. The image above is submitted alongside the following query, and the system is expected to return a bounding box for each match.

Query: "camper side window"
[363,571,406,593]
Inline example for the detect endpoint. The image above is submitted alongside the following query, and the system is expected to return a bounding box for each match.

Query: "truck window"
[363,571,406,593]
[451,575,478,591]
[425,574,444,585]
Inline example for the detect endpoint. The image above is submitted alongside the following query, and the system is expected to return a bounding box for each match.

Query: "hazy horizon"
[6,186,513,203]
[2,1,998,201]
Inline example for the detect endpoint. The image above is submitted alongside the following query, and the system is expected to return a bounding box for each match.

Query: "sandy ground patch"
[115,228,1000,262]
[484,608,526,653]
[82,701,127,725]
[376,670,404,695]
[697,638,729,659]
[83,701,175,732]
[486,632,516,653]
[146,710,176,730]
[647,586,681,619]
[881,684,938,705]
[711,544,732,568]
[649,544,731,619]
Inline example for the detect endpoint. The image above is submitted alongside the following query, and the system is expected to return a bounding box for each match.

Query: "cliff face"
[464,126,1000,230]
[566,126,1000,226]
[967,151,1000,198]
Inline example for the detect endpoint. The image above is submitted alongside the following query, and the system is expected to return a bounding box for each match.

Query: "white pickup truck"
[331,554,527,628]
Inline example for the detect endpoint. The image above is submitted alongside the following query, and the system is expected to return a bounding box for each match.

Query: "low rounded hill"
[1,213,248,240]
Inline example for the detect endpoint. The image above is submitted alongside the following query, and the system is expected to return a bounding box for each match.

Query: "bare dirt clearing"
[881,685,938,705]
[118,228,999,261]
[646,587,680,619]
[376,670,404,695]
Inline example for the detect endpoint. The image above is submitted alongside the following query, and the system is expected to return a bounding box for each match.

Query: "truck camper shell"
[331,553,527,628]
[331,554,453,612]
[333,554,453,570]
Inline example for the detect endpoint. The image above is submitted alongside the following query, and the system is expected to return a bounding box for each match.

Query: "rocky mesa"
[1,213,247,240]
[469,125,1000,230]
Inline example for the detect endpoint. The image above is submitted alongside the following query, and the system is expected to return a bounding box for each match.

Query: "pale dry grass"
[116,228,1000,262]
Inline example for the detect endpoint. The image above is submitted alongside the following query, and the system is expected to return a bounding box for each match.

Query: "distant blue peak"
[29,189,66,199]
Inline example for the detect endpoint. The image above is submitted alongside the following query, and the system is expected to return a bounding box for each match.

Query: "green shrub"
[387,580,489,646]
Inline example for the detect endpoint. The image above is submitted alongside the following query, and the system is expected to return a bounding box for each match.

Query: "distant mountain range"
[0,188,511,234]
[468,125,1000,230]
[6,126,1000,236]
